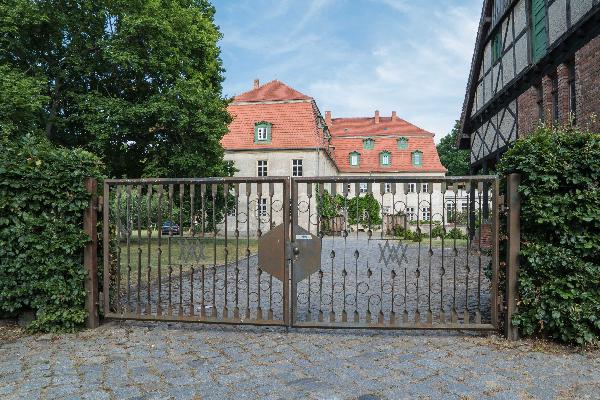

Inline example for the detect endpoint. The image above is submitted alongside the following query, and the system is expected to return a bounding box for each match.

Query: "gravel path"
[1,321,598,400]
[116,236,492,327]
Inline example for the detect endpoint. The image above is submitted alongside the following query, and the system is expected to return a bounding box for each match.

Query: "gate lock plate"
[257,224,321,283]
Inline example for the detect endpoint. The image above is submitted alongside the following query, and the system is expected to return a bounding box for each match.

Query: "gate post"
[506,173,521,340]
[84,178,100,328]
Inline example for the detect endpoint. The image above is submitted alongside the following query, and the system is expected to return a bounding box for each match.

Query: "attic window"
[254,121,272,143]
[363,138,374,150]
[412,150,423,167]
[397,137,408,150]
[380,151,391,166]
[349,151,360,167]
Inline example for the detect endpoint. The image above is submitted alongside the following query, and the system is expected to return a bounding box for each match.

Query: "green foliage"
[0,136,103,332]
[392,226,427,242]
[498,125,600,345]
[437,121,470,176]
[0,0,231,178]
[346,194,382,227]
[445,227,467,240]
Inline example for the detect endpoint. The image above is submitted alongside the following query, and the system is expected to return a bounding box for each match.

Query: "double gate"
[102,175,499,331]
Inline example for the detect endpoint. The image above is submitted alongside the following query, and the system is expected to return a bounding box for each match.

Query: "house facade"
[459,0,600,174]
[221,80,450,233]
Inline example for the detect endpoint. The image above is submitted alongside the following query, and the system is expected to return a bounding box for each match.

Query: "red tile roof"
[233,80,312,102]
[222,80,323,150]
[329,115,446,173]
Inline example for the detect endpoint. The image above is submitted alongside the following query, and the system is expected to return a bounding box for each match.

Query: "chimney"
[253,79,260,89]
[374,110,380,124]
[325,111,332,126]
[391,111,397,121]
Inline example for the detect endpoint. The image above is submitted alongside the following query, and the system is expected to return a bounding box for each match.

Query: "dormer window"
[349,151,360,167]
[380,151,391,166]
[397,137,408,150]
[412,150,423,167]
[363,138,374,150]
[254,121,272,143]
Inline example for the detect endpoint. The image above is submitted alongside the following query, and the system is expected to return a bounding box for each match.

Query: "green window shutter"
[349,152,360,166]
[380,151,391,166]
[363,138,374,150]
[531,0,548,63]
[492,31,502,63]
[412,151,423,167]
[397,137,408,150]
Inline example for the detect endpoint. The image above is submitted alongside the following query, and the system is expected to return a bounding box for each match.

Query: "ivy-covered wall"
[498,126,600,345]
[0,136,103,332]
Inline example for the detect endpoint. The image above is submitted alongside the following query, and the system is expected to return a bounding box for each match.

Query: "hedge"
[0,136,103,332]
[497,125,600,345]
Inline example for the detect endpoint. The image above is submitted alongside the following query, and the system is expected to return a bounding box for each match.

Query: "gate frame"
[289,175,501,331]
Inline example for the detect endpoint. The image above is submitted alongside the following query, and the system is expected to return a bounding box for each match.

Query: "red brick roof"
[222,81,323,150]
[233,80,312,102]
[329,115,446,173]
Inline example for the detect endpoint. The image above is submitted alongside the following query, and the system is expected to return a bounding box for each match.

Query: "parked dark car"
[161,221,180,235]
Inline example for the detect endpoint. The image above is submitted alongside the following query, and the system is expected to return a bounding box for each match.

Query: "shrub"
[445,227,467,240]
[0,136,103,332]
[498,125,600,345]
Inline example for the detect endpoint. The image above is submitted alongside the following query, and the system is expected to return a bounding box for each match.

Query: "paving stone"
[3,320,600,399]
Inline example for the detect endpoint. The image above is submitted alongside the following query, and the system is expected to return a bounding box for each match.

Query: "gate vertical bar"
[506,173,521,340]
[102,181,110,316]
[285,177,292,327]
[491,177,500,328]
[84,178,99,328]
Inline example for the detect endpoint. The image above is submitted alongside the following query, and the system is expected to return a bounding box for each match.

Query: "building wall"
[516,34,600,137]
[224,149,337,178]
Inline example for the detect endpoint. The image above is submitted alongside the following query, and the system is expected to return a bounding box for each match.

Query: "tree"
[436,121,470,176]
[0,0,232,178]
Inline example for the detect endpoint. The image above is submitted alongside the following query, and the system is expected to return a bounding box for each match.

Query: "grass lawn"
[116,234,258,282]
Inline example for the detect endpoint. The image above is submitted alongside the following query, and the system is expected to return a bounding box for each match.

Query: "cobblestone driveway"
[2,322,599,400]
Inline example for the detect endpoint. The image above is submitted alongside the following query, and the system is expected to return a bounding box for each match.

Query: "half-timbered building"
[459,0,600,173]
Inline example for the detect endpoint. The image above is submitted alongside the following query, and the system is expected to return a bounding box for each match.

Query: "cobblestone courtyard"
[1,321,599,400]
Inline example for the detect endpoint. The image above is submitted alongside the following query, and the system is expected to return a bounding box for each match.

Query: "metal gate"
[102,175,499,331]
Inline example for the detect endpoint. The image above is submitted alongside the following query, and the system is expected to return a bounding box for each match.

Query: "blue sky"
[213,0,481,142]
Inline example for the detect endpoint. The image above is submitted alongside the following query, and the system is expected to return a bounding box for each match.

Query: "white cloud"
[216,0,481,141]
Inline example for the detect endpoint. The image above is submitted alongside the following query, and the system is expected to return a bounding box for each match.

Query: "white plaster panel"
[549,0,568,45]
[571,0,594,24]
[514,35,528,74]
[513,0,528,34]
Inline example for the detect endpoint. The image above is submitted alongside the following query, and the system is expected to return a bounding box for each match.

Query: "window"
[446,202,455,222]
[382,206,390,215]
[531,0,548,63]
[254,122,272,142]
[359,183,368,194]
[380,151,391,166]
[384,183,392,193]
[347,183,352,194]
[421,183,429,193]
[292,159,303,177]
[257,198,268,217]
[422,207,431,221]
[257,160,268,177]
[397,137,408,150]
[363,138,374,150]
[407,183,416,193]
[227,207,237,217]
[349,152,360,167]
[568,61,577,124]
[412,151,423,167]
[461,202,468,213]
[551,73,559,123]
[535,84,544,122]
[406,207,416,221]
[492,31,502,64]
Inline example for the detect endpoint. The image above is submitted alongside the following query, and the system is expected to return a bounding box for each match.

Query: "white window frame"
[257,127,268,141]
[350,153,359,166]
[292,159,303,177]
[257,198,268,217]
[257,160,268,177]
[422,207,431,221]
[381,152,390,165]
[421,183,429,193]
[382,206,390,215]
[359,183,368,194]
[407,183,416,193]
[406,207,416,221]
[384,183,392,193]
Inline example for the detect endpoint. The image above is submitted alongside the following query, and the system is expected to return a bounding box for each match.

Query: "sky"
[213,0,482,142]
